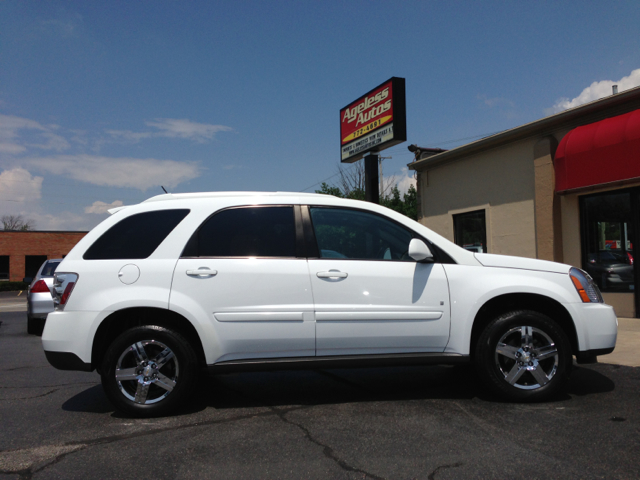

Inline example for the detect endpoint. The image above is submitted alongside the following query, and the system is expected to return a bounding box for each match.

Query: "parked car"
[26,258,62,335]
[42,192,617,417]
[584,250,634,291]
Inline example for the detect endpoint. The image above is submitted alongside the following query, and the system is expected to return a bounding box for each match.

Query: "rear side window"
[84,209,190,260]
[182,206,296,257]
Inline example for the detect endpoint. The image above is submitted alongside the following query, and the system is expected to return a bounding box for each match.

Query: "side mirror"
[408,238,434,262]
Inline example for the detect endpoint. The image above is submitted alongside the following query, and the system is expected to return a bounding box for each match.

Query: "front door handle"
[317,270,348,279]
[186,269,218,277]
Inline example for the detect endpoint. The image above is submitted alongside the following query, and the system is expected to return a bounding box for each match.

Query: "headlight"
[570,267,603,303]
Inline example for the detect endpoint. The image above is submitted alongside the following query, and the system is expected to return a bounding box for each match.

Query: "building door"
[581,189,638,317]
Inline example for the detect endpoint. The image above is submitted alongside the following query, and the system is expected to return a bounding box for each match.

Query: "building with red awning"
[409,85,640,317]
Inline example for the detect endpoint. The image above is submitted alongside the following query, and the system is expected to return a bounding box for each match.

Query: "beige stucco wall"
[419,139,538,258]
[413,111,640,318]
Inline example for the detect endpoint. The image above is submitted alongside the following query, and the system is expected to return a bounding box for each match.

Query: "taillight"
[53,273,78,310]
[60,282,76,305]
[30,280,50,293]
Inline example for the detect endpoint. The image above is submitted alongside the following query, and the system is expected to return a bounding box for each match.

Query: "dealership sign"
[340,77,406,163]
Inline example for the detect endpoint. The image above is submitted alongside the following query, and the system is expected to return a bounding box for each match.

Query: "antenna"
[161,186,168,194]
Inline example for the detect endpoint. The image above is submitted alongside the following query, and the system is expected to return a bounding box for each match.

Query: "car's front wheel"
[475,310,572,401]
[101,325,198,417]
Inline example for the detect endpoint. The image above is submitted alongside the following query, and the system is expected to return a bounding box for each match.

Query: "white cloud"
[108,118,233,143]
[0,143,26,154]
[24,154,200,191]
[146,118,233,141]
[39,13,84,38]
[477,94,515,109]
[85,200,124,214]
[0,114,70,153]
[0,168,43,203]
[28,132,70,151]
[27,211,97,231]
[384,167,416,196]
[549,68,640,114]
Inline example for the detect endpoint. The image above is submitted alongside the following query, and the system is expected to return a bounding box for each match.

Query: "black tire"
[27,316,45,336]
[101,325,198,417]
[475,310,572,402]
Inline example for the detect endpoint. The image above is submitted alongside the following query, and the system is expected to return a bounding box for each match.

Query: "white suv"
[42,192,617,416]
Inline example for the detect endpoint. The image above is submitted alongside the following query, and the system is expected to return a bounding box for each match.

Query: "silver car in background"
[26,259,62,335]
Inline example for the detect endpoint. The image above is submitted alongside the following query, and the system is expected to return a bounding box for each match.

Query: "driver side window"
[309,207,413,261]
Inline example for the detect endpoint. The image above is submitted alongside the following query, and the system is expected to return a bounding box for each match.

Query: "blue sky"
[1,1,639,230]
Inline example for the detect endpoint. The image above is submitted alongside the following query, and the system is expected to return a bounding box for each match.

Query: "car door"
[306,206,451,356]
[170,205,315,363]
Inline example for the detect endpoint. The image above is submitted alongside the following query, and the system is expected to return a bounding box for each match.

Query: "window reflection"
[582,192,634,292]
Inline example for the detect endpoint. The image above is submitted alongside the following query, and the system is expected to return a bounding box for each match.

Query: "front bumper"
[567,302,618,353]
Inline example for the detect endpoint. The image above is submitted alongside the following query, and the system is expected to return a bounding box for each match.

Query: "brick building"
[0,231,88,281]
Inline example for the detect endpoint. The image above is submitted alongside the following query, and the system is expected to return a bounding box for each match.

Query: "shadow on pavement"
[60,363,617,417]
[62,385,115,414]
[567,365,616,396]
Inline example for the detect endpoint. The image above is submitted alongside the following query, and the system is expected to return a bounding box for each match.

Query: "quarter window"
[309,207,413,261]
[84,209,190,260]
[183,206,296,258]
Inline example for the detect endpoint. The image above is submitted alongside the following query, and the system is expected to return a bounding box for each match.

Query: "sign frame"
[340,77,406,163]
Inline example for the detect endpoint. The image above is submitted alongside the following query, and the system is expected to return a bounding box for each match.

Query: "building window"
[0,256,8,280]
[25,255,48,279]
[453,210,487,253]
[581,191,635,293]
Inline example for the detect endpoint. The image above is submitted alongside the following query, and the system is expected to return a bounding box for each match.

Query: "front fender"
[443,264,579,354]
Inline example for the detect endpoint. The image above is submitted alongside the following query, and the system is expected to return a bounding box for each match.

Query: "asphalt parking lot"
[1,291,639,479]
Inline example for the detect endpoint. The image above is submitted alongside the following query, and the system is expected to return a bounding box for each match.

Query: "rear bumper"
[44,351,93,371]
[42,310,101,367]
[28,292,55,318]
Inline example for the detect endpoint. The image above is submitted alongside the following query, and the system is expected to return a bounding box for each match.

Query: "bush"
[0,282,29,292]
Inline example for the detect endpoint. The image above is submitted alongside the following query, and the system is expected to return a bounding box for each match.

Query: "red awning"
[555,108,640,192]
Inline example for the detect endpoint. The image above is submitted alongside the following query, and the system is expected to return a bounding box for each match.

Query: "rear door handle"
[317,270,348,278]
[186,269,218,277]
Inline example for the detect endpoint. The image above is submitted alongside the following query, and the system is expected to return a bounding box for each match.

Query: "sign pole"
[364,152,379,204]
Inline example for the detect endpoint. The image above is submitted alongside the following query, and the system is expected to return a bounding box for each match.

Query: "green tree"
[315,168,417,221]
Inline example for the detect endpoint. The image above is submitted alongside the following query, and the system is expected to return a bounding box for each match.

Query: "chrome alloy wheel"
[494,326,559,390]
[114,340,179,404]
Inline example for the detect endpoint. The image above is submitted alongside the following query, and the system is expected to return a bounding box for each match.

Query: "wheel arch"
[469,293,578,359]
[91,307,207,370]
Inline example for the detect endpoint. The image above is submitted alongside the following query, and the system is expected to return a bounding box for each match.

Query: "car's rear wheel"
[101,325,198,417]
[475,310,572,401]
